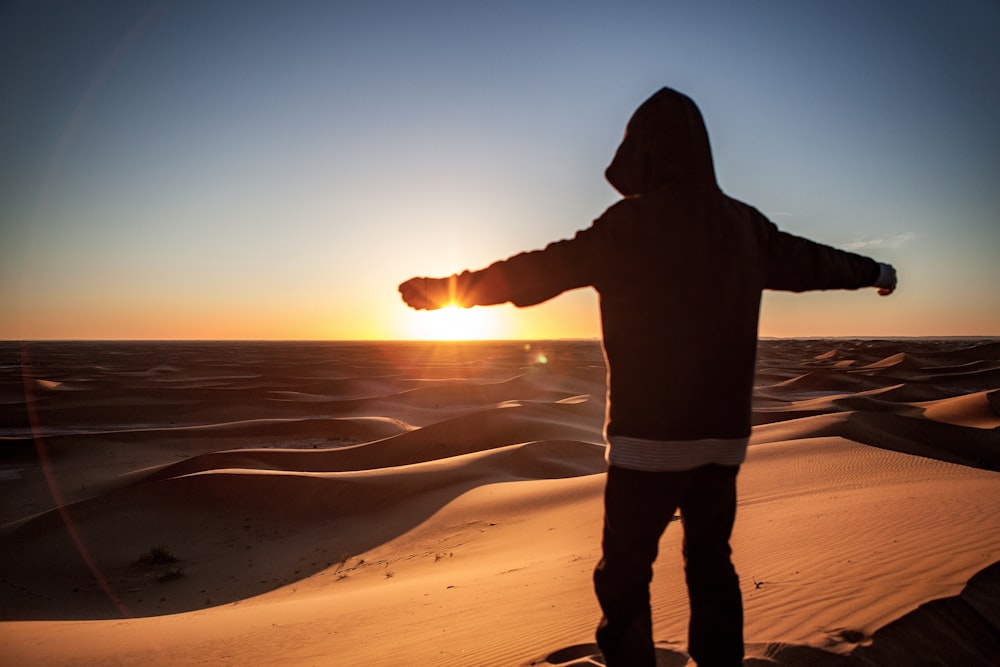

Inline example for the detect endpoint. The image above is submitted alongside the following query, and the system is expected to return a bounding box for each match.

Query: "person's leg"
[594,466,684,667]
[680,464,743,667]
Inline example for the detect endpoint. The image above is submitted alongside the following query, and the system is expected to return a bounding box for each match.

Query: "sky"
[2,0,998,340]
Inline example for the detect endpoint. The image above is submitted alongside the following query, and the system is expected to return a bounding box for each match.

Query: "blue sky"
[2,0,998,339]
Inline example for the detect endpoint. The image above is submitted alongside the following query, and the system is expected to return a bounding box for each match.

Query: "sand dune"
[1,339,998,665]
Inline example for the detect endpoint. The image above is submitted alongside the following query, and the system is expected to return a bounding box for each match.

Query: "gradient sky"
[2,0,998,340]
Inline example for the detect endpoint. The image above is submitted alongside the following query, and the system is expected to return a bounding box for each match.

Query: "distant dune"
[1,339,998,666]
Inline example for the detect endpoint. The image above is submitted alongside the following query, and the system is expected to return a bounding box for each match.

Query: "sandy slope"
[1,339,998,666]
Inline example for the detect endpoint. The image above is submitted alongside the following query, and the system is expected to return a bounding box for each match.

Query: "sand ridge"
[1,339,998,665]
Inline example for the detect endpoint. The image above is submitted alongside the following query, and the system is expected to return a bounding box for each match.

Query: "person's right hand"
[399,276,453,310]
[875,263,897,296]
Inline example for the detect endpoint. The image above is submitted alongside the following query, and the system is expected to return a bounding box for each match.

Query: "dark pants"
[594,464,744,667]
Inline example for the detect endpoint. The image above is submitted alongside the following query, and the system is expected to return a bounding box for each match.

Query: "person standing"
[399,87,897,667]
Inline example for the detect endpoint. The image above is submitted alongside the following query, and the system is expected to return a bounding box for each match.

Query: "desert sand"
[1,338,998,666]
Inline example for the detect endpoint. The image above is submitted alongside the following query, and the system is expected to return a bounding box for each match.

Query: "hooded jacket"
[449,87,881,471]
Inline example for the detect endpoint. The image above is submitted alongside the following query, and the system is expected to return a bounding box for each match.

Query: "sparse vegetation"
[137,545,178,566]
[137,545,184,583]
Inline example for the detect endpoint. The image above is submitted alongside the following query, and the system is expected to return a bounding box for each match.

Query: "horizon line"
[3,335,998,344]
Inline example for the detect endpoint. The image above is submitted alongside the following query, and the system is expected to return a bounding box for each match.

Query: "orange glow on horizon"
[5,283,998,341]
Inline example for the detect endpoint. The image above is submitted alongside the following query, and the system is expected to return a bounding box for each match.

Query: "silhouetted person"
[399,87,896,667]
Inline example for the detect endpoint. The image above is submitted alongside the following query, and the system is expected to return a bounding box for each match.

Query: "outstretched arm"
[399,222,608,311]
[766,227,898,296]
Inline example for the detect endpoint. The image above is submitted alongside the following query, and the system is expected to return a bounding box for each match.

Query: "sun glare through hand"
[407,304,501,341]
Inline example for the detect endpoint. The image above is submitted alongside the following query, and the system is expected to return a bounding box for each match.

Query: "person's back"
[590,188,778,451]
[399,86,896,667]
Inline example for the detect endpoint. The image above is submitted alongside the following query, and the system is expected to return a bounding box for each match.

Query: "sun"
[406,304,502,340]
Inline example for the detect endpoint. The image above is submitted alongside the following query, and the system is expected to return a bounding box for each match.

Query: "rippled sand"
[2,339,998,665]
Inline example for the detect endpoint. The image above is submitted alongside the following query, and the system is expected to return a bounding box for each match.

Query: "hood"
[605,87,718,196]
